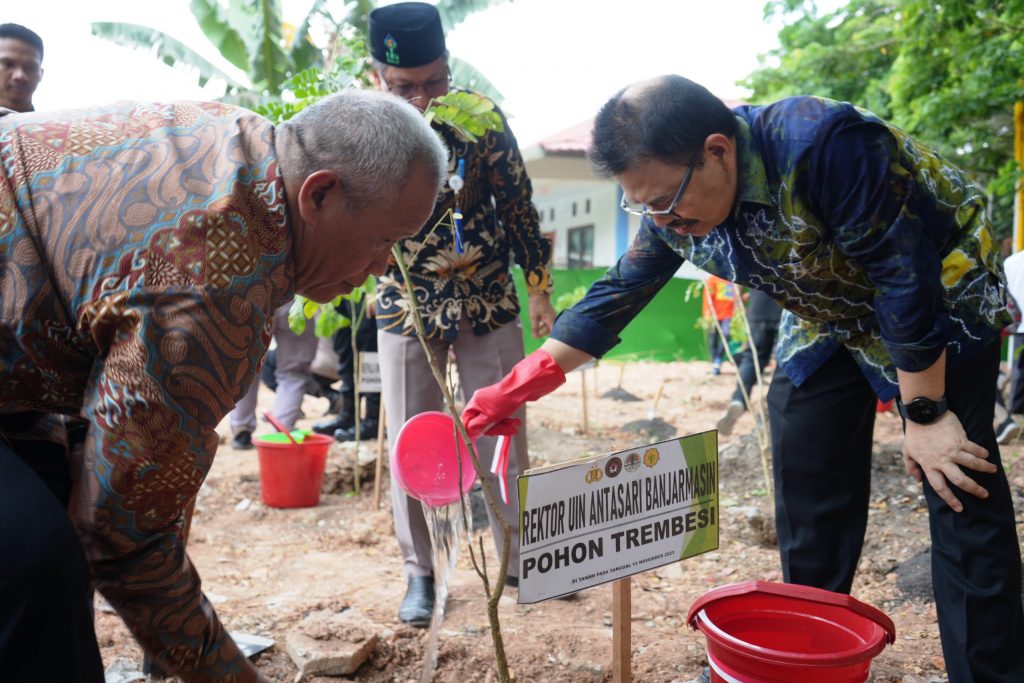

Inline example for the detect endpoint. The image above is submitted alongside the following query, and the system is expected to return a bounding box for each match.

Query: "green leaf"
[554,286,587,312]
[425,91,504,143]
[302,298,320,318]
[288,298,308,334]
[315,305,350,337]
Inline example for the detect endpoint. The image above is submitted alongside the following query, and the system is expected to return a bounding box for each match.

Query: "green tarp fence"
[512,268,708,362]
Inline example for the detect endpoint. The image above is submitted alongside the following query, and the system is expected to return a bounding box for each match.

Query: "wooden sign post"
[612,578,632,682]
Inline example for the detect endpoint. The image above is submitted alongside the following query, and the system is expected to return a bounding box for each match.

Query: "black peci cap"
[368,2,446,68]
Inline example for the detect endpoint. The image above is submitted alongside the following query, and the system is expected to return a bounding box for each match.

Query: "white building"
[523,118,639,270]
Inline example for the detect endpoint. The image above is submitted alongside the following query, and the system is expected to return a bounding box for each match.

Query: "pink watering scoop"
[391,411,478,507]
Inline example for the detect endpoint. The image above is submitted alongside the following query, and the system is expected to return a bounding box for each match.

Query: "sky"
[7,0,787,146]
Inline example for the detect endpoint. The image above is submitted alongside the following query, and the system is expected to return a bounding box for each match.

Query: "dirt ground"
[96,358,1024,682]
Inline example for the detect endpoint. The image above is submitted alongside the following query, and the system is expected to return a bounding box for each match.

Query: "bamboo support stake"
[351,309,366,493]
[651,381,665,417]
[706,286,774,506]
[373,401,387,508]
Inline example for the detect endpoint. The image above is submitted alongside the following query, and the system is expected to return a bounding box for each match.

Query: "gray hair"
[280,89,448,209]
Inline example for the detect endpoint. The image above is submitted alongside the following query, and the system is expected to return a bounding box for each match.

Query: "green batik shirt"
[551,97,1009,400]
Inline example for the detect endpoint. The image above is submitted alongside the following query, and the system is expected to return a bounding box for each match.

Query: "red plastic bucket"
[253,433,332,508]
[686,581,895,683]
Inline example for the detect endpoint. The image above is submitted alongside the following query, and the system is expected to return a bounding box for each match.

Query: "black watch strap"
[897,396,949,425]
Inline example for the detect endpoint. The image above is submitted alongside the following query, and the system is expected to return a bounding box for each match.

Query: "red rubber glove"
[462,349,566,439]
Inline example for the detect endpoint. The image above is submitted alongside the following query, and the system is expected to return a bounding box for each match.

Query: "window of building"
[549,207,555,221]
[567,225,594,269]
[585,198,591,214]
[572,201,578,217]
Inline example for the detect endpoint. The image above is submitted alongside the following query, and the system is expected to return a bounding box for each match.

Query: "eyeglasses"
[619,152,701,219]
[381,68,452,102]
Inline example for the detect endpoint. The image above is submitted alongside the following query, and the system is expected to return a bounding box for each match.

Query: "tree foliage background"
[91,0,510,108]
[742,0,1024,238]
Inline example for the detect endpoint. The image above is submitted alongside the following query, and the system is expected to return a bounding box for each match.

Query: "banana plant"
[91,0,511,103]
[91,0,334,97]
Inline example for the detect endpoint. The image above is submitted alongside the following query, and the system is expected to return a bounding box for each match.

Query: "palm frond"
[435,0,515,32]
[244,0,293,91]
[449,56,504,104]
[289,0,330,72]
[90,22,246,90]
[189,0,250,71]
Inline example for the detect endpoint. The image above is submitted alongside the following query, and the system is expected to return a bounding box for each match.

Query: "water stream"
[420,499,468,682]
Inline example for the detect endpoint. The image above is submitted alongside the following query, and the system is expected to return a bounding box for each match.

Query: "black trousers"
[0,438,104,682]
[768,342,1024,682]
[334,316,379,394]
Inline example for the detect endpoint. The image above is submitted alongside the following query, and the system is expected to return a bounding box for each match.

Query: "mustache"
[667,217,699,230]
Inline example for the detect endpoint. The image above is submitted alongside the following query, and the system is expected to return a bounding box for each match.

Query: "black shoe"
[997,418,1021,444]
[399,576,434,627]
[322,388,343,415]
[232,431,253,450]
[334,420,379,442]
[313,413,354,435]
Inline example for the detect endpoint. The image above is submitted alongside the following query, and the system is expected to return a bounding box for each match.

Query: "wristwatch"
[896,396,948,425]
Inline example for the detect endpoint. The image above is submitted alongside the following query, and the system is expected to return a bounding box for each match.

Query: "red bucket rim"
[686,580,896,666]
[252,433,335,447]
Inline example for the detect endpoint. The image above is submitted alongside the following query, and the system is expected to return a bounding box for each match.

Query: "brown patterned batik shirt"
[0,102,294,679]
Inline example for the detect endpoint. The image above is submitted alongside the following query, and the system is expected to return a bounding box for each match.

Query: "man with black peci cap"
[367,2,556,627]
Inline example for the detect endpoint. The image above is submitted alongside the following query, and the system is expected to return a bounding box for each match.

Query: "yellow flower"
[941,249,976,288]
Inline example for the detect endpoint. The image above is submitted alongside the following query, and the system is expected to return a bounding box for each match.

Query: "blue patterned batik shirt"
[551,97,1009,400]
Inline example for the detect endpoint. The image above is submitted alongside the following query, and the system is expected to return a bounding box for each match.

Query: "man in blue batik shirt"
[462,75,1023,681]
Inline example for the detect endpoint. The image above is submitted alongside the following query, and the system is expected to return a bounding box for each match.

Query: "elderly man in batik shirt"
[463,76,1024,681]
[0,91,446,682]
[365,2,556,626]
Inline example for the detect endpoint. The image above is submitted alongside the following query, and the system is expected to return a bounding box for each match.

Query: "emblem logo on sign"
[624,452,641,472]
[643,448,660,468]
[585,466,603,484]
[605,456,622,478]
